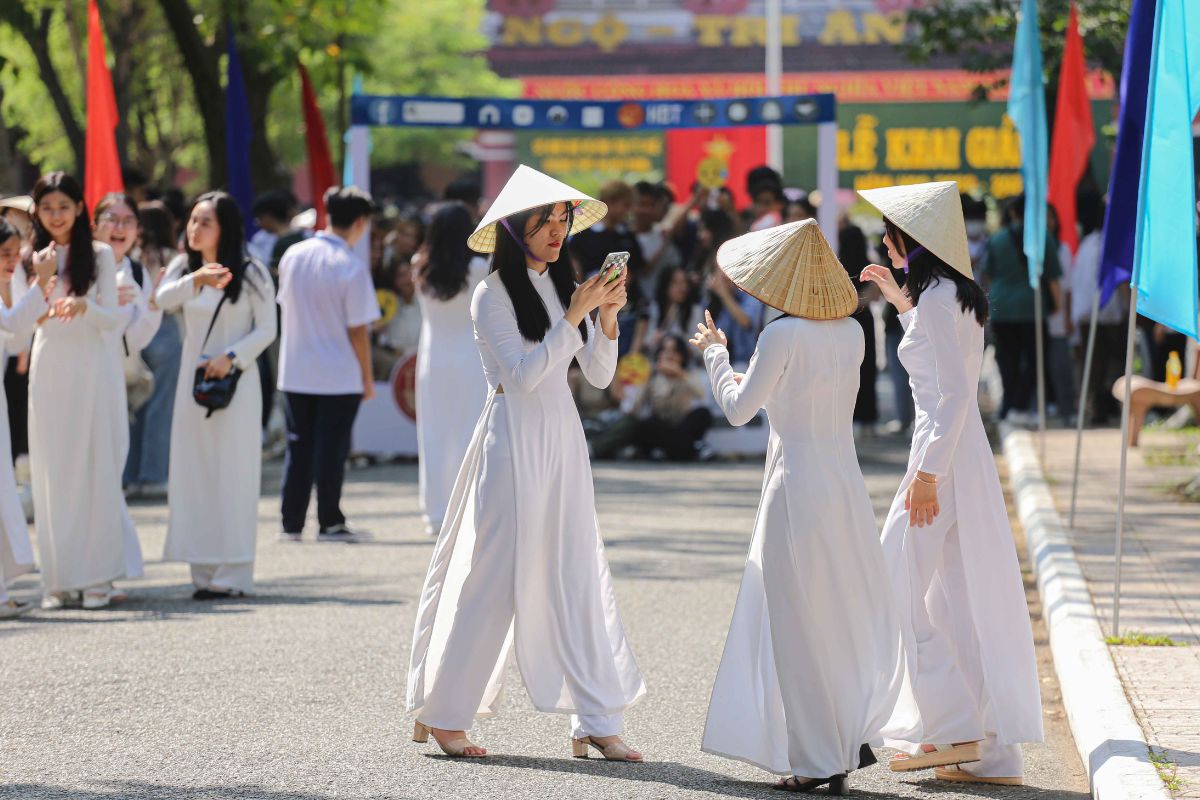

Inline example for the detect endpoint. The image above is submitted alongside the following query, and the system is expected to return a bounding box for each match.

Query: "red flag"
[298,62,335,229]
[665,128,767,212]
[1047,1,1095,254]
[85,0,123,212]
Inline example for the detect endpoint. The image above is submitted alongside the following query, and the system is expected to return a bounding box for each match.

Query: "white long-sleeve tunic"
[414,257,489,533]
[880,279,1043,748]
[700,317,902,777]
[407,267,646,720]
[0,285,48,589]
[29,243,130,592]
[156,256,277,566]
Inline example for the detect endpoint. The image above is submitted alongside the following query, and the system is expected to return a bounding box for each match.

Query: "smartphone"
[600,251,630,284]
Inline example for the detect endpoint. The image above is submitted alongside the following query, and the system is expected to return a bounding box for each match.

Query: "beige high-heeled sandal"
[412,722,486,758]
[571,736,643,762]
[890,741,981,772]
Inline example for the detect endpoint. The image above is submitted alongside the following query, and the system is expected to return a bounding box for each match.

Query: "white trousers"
[902,478,1023,778]
[417,398,622,739]
[190,562,255,594]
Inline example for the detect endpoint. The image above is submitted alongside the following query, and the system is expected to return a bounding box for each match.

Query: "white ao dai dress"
[156,257,277,592]
[407,267,646,736]
[880,279,1042,778]
[700,317,902,778]
[29,243,132,592]
[414,257,489,535]
[0,285,50,598]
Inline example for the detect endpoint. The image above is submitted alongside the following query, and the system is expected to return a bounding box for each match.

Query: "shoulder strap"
[200,293,229,353]
[129,258,145,289]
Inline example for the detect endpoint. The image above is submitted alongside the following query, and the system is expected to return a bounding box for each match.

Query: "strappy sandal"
[773,774,848,794]
[412,722,486,757]
[935,766,1022,786]
[571,736,644,762]
[890,741,981,772]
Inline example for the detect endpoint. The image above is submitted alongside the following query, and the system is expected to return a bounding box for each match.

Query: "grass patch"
[1143,447,1200,468]
[1105,631,1187,647]
[1150,748,1185,794]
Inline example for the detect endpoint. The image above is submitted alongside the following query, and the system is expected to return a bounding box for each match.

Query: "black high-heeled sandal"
[858,743,878,769]
[773,774,848,794]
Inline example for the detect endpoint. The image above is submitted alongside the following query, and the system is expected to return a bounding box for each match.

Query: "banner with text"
[349,93,836,131]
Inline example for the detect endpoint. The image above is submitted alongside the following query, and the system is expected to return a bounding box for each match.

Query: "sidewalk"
[1039,425,1200,797]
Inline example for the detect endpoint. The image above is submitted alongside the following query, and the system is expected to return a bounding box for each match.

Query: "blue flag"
[1099,0,1156,307]
[1132,0,1200,340]
[224,25,256,238]
[1007,0,1048,288]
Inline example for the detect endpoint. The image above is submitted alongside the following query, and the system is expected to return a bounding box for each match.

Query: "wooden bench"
[1112,376,1200,446]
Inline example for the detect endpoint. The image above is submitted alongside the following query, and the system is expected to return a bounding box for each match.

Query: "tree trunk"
[155,0,225,187]
[0,4,87,177]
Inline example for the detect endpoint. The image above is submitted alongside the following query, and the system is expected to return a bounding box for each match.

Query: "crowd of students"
[0,175,382,616]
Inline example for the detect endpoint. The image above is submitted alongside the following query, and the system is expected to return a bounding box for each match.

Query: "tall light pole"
[765,0,784,173]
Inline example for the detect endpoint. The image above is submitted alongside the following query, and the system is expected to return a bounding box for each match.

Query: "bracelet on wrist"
[915,472,937,485]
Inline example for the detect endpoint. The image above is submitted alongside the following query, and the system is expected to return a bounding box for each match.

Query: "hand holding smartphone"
[600,251,630,285]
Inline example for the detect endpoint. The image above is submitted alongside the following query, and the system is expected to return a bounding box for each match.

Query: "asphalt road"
[0,436,1087,799]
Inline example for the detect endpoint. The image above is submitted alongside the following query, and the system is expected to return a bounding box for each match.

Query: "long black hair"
[491,202,586,343]
[421,203,475,301]
[884,217,988,326]
[185,191,256,304]
[654,265,698,333]
[31,171,95,297]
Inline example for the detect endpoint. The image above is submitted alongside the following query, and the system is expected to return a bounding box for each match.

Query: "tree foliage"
[903,0,1132,98]
[0,0,515,197]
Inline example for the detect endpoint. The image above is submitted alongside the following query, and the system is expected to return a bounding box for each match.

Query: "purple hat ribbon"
[499,217,546,264]
[902,245,926,273]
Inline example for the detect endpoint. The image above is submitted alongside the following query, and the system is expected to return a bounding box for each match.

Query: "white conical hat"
[716,218,858,320]
[858,181,973,279]
[468,164,607,254]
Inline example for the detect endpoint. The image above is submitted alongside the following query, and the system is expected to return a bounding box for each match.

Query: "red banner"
[665,128,766,210]
[522,70,1115,104]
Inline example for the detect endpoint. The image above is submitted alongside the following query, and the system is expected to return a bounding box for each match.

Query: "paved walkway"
[1040,426,1200,798]
[0,438,1085,799]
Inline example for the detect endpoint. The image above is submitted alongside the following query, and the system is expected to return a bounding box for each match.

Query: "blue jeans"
[885,328,914,426]
[124,315,183,486]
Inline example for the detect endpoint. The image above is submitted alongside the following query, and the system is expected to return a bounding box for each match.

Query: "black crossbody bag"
[192,294,242,417]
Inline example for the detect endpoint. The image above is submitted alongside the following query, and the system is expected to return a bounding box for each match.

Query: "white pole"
[348,123,371,265]
[816,120,838,246]
[1034,281,1047,463]
[765,0,783,173]
[1112,290,1140,638]
[1069,288,1102,528]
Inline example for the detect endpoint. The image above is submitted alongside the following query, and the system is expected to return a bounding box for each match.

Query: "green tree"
[903,0,1131,98]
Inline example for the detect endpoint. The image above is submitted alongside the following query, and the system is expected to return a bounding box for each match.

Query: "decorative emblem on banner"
[390,354,418,422]
[696,136,734,189]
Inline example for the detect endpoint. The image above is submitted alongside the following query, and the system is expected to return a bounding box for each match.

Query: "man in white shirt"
[276,186,380,543]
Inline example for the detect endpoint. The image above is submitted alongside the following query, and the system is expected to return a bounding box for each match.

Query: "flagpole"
[1034,282,1047,463]
[1069,289,1102,528]
[1112,291,1139,638]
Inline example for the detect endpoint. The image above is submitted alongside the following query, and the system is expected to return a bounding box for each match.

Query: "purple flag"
[1098,0,1156,305]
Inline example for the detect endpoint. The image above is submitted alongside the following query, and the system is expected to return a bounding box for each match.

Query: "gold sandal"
[571,736,643,762]
[412,722,486,758]
[890,741,981,772]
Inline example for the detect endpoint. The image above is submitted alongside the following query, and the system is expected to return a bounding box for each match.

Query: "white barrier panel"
[351,354,419,457]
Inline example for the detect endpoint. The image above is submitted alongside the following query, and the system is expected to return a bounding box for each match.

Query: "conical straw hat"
[716,219,858,320]
[857,181,973,279]
[468,164,607,254]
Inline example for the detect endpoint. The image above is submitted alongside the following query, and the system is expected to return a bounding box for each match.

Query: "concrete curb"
[1000,422,1168,800]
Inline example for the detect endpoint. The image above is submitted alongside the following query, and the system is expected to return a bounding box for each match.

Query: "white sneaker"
[41,592,71,610]
[82,586,113,610]
[277,531,303,543]
[0,599,33,619]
